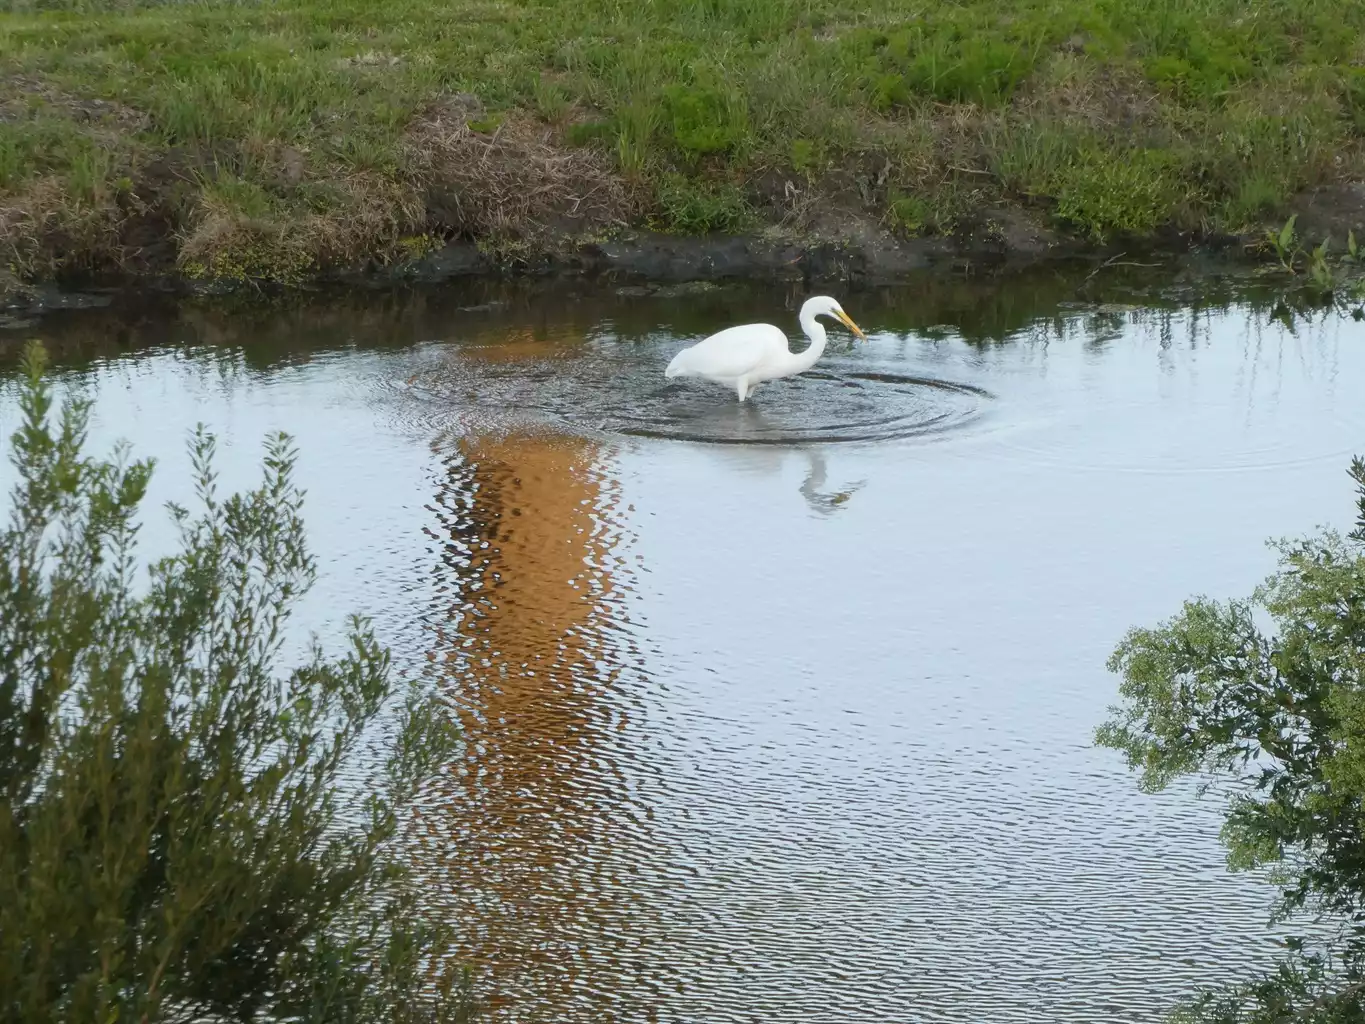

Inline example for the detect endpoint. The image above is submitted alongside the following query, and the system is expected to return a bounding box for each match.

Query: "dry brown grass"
[405,96,632,240]
[1012,54,1161,135]
[177,172,427,281]
[0,177,128,279]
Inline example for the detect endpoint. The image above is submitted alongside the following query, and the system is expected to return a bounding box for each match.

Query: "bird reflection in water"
[727,403,866,516]
[412,328,666,1022]
[798,448,865,516]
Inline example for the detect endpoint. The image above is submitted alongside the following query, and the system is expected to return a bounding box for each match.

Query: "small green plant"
[886,192,931,235]
[987,120,1079,197]
[1260,219,1365,315]
[181,232,315,283]
[1308,236,1335,292]
[790,138,821,177]
[1266,214,1300,271]
[332,130,399,174]
[0,342,470,1023]
[466,113,504,134]
[655,173,751,233]
[870,72,911,112]
[397,232,441,261]
[1221,174,1287,230]
[1345,68,1365,133]
[905,36,1037,106]
[532,74,572,123]
[860,27,1040,109]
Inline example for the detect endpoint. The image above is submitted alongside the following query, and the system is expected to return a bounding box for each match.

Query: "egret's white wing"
[665,323,786,379]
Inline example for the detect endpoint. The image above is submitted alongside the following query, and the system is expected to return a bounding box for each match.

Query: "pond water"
[4,266,1365,1023]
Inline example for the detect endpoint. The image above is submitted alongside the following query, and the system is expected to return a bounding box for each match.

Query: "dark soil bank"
[7,183,1365,324]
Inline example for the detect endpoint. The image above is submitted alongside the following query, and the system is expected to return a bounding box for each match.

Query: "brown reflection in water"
[418,331,658,1020]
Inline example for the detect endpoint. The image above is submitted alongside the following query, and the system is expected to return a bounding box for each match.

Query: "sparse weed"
[986,121,1078,198]
[1308,237,1335,292]
[532,75,572,124]
[1259,215,1365,318]
[65,147,111,205]
[1266,215,1300,272]
[614,103,658,181]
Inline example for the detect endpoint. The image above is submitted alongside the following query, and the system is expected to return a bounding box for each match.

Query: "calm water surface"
[5,269,1365,1022]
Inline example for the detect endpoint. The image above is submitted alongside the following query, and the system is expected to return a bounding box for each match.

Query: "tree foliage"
[0,342,469,1023]
[1099,456,1365,1023]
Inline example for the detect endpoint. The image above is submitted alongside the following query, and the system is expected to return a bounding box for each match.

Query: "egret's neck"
[791,310,827,373]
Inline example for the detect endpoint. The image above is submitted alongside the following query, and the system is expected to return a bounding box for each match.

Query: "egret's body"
[663,295,865,401]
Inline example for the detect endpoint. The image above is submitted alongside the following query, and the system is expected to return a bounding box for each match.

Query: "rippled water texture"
[6,271,1365,1023]
[406,336,991,443]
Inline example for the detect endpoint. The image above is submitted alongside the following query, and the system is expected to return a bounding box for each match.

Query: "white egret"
[663,295,866,402]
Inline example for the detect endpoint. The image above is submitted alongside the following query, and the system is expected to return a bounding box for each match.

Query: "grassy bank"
[2,0,1364,286]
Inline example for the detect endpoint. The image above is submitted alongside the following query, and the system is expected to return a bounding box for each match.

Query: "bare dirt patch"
[0,72,151,137]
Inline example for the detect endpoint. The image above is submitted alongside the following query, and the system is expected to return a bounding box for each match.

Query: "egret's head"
[803,295,866,340]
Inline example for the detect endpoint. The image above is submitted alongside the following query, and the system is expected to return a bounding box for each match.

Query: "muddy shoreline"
[1,223,1236,324]
[6,180,1365,324]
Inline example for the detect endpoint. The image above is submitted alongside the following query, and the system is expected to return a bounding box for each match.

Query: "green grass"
[1,0,1364,281]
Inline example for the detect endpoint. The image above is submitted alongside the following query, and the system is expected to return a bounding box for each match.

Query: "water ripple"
[403,336,991,444]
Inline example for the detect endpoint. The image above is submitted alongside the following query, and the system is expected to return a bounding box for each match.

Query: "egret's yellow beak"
[835,309,866,340]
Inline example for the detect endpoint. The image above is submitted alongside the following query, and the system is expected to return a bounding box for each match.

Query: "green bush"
[0,342,469,1024]
[902,36,1037,106]
[855,24,1041,109]
[660,83,748,159]
[1051,147,1184,240]
[1099,456,1365,1022]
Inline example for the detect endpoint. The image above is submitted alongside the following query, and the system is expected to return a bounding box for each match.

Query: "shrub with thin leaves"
[0,341,469,1024]
[1099,455,1365,1023]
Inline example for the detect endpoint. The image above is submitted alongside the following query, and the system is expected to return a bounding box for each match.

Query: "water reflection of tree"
[415,334,662,1021]
[12,266,1339,376]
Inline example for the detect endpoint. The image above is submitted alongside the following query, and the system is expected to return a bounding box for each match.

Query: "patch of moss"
[181,236,314,284]
[397,233,441,261]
